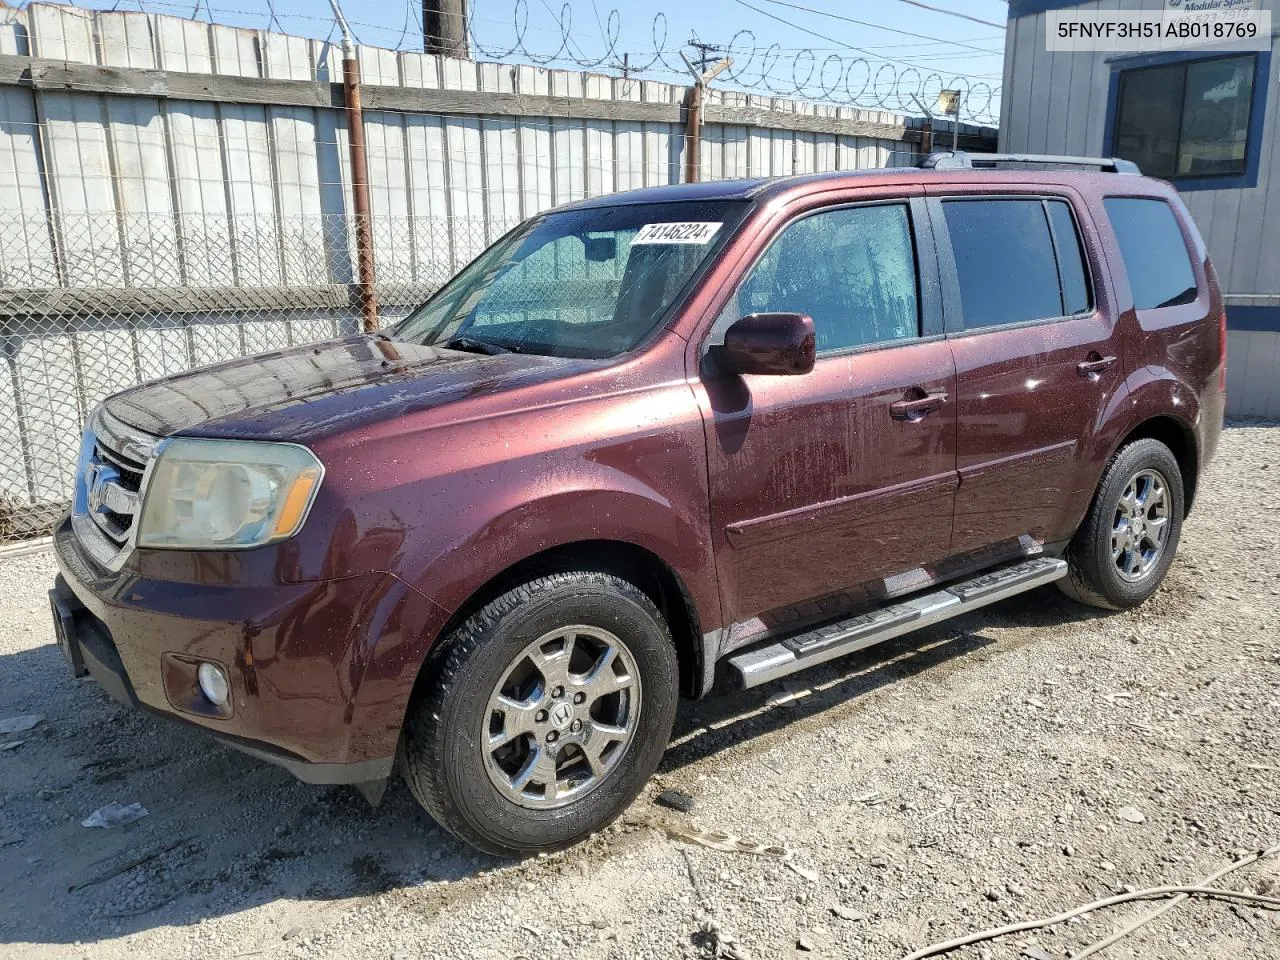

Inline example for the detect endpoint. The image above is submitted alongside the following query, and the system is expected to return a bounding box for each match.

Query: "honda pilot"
[50,153,1225,856]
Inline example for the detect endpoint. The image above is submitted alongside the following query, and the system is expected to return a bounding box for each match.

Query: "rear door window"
[1102,197,1198,309]
[942,198,1092,330]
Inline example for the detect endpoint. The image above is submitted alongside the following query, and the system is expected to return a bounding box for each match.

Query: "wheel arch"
[1112,414,1199,516]
[419,539,707,701]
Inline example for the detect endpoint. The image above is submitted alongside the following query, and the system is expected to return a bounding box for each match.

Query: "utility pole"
[330,0,378,332]
[609,53,640,98]
[611,53,633,81]
[689,40,719,71]
[423,0,469,58]
[681,46,732,184]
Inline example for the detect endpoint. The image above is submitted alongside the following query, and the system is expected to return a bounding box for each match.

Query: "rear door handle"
[890,392,948,421]
[1076,354,1118,378]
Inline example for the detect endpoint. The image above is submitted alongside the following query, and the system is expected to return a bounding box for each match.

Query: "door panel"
[702,343,958,622]
[928,192,1123,554]
[694,197,958,627]
[947,324,1117,553]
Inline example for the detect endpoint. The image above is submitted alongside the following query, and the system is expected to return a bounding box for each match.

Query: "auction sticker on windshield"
[632,222,722,244]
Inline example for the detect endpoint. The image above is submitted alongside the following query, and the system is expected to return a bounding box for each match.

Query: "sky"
[64,0,1010,121]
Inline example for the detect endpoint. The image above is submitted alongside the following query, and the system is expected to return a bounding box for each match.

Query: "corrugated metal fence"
[0,3,997,541]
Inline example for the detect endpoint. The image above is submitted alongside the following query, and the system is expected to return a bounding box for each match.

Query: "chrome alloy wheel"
[1112,468,1171,582]
[483,626,641,809]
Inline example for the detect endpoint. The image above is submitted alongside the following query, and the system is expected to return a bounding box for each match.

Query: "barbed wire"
[462,1,1001,122]
[21,0,1002,123]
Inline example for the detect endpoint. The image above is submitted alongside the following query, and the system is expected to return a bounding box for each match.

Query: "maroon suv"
[50,152,1224,855]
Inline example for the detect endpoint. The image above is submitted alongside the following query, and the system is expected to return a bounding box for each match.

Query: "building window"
[1113,55,1256,181]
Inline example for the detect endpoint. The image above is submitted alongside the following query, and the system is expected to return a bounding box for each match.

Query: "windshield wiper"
[442,336,513,356]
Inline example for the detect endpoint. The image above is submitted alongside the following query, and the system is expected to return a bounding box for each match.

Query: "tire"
[399,571,680,856]
[1058,438,1185,610]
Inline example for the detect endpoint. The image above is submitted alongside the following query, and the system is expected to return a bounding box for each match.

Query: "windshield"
[391,201,746,358]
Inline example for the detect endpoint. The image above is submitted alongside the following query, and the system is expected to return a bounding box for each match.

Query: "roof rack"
[917,151,1141,175]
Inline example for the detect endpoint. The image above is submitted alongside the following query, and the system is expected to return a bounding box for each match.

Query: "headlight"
[137,438,324,550]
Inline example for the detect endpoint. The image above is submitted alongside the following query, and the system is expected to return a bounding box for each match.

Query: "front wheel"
[1058,438,1185,610]
[399,571,680,856]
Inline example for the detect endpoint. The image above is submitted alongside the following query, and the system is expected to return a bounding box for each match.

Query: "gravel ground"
[1,423,1278,960]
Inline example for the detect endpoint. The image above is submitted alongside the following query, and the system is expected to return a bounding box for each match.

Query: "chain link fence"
[0,210,505,542]
[0,118,929,546]
[0,3,962,546]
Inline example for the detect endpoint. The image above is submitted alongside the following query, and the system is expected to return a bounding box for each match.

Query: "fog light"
[197,662,230,706]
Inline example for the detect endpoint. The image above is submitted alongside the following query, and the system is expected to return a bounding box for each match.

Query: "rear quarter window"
[1103,197,1198,310]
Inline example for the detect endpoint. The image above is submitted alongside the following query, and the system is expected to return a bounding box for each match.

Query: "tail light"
[1206,259,1227,393]
[1219,305,1228,393]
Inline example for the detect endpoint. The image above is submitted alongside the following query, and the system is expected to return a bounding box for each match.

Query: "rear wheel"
[399,571,679,856]
[1059,438,1185,610]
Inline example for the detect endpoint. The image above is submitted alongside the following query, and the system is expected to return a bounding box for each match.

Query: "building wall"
[1001,0,1280,418]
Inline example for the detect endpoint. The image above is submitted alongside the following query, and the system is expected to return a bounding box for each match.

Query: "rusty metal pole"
[684,81,704,184]
[344,56,379,332]
[331,1,378,332]
[680,53,731,185]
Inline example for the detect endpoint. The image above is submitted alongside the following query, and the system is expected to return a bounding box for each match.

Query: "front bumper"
[51,520,399,785]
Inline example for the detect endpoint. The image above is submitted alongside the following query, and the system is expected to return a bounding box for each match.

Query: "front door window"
[717,203,921,353]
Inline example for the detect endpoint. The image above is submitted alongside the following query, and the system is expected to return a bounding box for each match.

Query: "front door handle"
[1077,354,1118,378]
[890,391,948,421]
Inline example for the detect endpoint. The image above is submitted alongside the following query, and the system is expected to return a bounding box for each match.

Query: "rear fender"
[1072,366,1200,526]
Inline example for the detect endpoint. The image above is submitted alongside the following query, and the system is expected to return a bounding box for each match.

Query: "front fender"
[341,485,718,761]
[402,485,716,616]
[332,379,721,752]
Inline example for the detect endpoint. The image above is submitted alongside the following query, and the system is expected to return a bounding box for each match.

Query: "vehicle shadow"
[0,637,503,947]
[661,582,1110,774]
[0,584,1108,946]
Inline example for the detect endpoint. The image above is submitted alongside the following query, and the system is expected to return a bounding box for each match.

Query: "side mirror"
[712,313,816,377]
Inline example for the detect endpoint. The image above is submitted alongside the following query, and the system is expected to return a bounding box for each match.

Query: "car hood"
[103,335,596,443]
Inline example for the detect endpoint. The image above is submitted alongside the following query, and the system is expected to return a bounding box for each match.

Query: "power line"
[887,0,1006,30]
[893,50,1003,64]
[753,0,1004,57]
[728,0,997,80]
[534,0,593,63]
[822,35,1003,52]
[588,0,611,48]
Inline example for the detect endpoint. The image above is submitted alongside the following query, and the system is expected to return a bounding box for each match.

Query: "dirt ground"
[1,423,1278,960]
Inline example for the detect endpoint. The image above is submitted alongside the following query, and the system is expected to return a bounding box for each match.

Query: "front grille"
[72,407,160,568]
[94,442,145,492]
[88,437,146,544]
[94,507,133,544]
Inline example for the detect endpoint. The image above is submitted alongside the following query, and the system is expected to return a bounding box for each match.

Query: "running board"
[726,557,1068,690]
